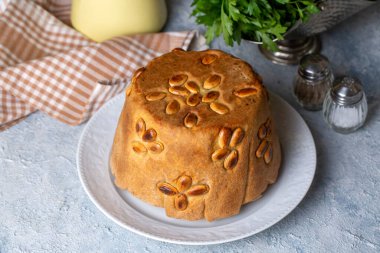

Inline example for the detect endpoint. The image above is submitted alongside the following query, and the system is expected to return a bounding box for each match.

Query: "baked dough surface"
[110,49,281,221]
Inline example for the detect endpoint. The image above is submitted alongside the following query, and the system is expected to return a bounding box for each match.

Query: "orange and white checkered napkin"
[0,0,196,131]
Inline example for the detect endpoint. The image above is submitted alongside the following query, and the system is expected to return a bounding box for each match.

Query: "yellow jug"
[71,0,167,42]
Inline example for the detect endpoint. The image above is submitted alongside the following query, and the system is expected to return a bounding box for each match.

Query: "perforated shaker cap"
[298,54,331,81]
[331,76,364,105]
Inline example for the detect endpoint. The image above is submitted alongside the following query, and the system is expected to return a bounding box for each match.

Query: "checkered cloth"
[0,0,196,131]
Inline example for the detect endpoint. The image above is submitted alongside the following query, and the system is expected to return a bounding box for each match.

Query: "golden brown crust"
[110,49,281,221]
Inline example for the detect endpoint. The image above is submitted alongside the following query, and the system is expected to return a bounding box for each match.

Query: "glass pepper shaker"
[293,54,334,110]
[323,76,368,134]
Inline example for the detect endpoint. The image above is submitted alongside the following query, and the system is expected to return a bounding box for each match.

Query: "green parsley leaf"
[191,0,320,51]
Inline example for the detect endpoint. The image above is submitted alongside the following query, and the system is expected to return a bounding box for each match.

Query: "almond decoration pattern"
[212,127,245,171]
[143,53,232,129]
[182,78,229,115]
[157,175,209,211]
[132,118,164,155]
[256,118,273,164]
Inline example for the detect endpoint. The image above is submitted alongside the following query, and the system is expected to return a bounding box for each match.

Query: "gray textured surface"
[1,1,379,252]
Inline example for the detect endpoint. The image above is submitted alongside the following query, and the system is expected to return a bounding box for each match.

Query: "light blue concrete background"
[1,0,379,252]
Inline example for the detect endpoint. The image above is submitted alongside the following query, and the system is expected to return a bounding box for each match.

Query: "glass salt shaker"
[293,54,334,110]
[323,76,368,134]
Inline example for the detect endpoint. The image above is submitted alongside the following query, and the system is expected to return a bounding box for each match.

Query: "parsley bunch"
[191,0,320,51]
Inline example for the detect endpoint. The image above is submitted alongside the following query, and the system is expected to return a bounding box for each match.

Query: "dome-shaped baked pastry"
[110,49,281,221]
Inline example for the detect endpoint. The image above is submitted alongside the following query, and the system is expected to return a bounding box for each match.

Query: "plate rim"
[76,92,316,245]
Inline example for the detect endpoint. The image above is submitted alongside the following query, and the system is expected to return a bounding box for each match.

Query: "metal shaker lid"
[331,76,364,105]
[298,54,331,81]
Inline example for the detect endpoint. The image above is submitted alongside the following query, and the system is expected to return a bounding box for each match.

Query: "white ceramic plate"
[77,92,316,245]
